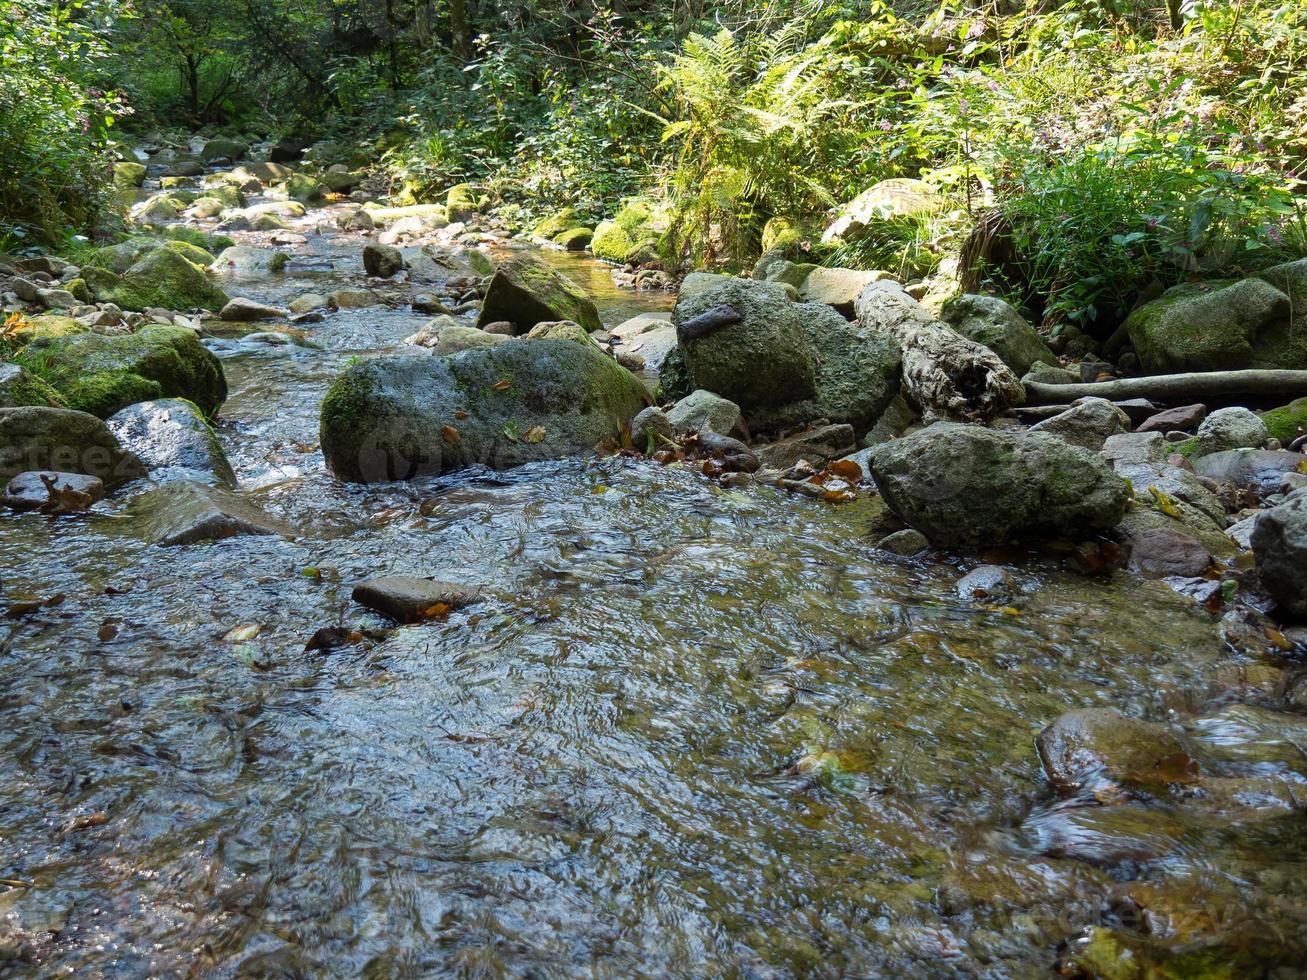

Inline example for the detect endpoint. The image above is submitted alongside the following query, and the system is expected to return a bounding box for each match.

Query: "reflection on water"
[2,208,1305,977]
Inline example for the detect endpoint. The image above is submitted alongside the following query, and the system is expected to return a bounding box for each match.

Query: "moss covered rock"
[0,362,65,409]
[1125,278,1297,373]
[446,183,479,222]
[99,246,230,312]
[320,338,649,481]
[476,253,601,334]
[591,220,635,263]
[160,226,236,254]
[532,208,578,241]
[18,326,228,418]
[113,162,147,189]
[554,227,593,251]
[0,406,145,487]
[673,277,815,412]
[1261,396,1307,444]
[940,293,1057,376]
[200,137,248,162]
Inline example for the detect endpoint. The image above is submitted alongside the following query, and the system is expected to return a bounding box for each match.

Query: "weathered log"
[677,304,742,343]
[854,281,1024,420]
[1025,370,1307,406]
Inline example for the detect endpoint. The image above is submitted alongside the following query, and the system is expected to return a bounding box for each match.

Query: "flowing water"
[2,194,1306,977]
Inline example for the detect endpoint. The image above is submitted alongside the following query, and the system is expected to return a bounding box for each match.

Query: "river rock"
[107,398,235,486]
[610,313,676,374]
[666,390,740,435]
[956,565,1013,601]
[200,138,247,162]
[1125,278,1297,372]
[352,576,479,624]
[870,423,1129,548]
[288,293,328,314]
[19,325,227,417]
[0,406,145,487]
[630,406,673,449]
[756,424,856,470]
[363,243,405,278]
[2,471,105,511]
[320,339,649,481]
[1251,488,1307,618]
[1137,403,1206,434]
[673,278,814,413]
[475,253,601,334]
[878,528,929,555]
[1126,527,1212,577]
[939,294,1056,376]
[1036,707,1191,794]
[219,297,288,322]
[1193,407,1267,457]
[798,267,893,318]
[213,245,290,277]
[1028,397,1129,451]
[128,480,291,546]
[403,317,506,355]
[328,289,381,309]
[96,246,229,313]
[1192,449,1306,494]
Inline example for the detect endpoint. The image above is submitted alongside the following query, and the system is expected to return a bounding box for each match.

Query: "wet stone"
[352,576,480,624]
[3,471,105,511]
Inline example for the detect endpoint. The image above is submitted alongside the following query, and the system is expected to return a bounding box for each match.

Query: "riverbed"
[2,191,1305,976]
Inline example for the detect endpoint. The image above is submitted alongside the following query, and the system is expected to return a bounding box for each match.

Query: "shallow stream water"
[2,193,1305,977]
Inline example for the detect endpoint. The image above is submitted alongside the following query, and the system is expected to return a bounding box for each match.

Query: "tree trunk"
[450,0,471,62]
[1025,370,1307,406]
[854,282,1025,421]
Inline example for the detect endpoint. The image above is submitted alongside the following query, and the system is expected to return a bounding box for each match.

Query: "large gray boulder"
[476,253,601,334]
[666,389,740,435]
[1251,488,1307,618]
[1123,278,1298,373]
[1192,449,1306,494]
[673,278,815,413]
[798,267,892,318]
[870,422,1129,548]
[0,406,145,487]
[1192,406,1267,457]
[1028,397,1129,452]
[107,398,235,486]
[940,294,1057,376]
[320,339,649,482]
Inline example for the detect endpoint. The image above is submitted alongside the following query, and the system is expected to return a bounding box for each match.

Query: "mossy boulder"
[870,422,1130,548]
[320,339,649,482]
[0,406,145,487]
[283,172,326,203]
[1261,396,1307,445]
[159,226,236,253]
[99,246,230,312]
[113,162,147,188]
[1124,278,1297,373]
[760,216,809,256]
[673,277,816,413]
[745,302,901,435]
[0,362,65,409]
[476,253,602,334]
[200,138,248,162]
[164,240,217,267]
[591,220,635,263]
[554,227,593,251]
[8,315,84,341]
[107,398,235,486]
[940,293,1057,376]
[532,208,578,241]
[18,326,227,418]
[446,183,479,222]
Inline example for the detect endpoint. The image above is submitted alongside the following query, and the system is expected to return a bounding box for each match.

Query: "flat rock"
[128,481,292,546]
[1126,527,1212,578]
[1036,707,1191,795]
[220,297,288,321]
[2,471,105,511]
[351,576,480,624]
[1192,449,1306,494]
[0,406,145,487]
[1136,403,1206,434]
[756,424,856,471]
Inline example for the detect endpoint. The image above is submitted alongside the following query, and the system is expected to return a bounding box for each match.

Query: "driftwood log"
[854,281,1024,420]
[1026,370,1307,406]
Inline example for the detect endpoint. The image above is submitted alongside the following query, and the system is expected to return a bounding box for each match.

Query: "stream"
[2,188,1306,976]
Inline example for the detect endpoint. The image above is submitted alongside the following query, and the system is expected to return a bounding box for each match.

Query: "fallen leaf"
[524,425,546,444]
[223,624,261,643]
[62,811,109,833]
[824,459,863,482]
[304,627,364,651]
[1148,485,1183,519]
[491,378,512,392]
[454,409,469,420]
[442,425,461,444]
[40,474,93,515]
[503,421,519,441]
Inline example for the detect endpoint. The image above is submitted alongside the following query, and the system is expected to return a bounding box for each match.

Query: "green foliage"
[0,0,129,246]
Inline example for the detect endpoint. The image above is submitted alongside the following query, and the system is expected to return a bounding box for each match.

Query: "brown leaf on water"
[1152,751,1200,784]
[442,425,461,444]
[652,449,682,465]
[40,474,93,516]
[418,602,451,620]
[524,425,547,444]
[824,459,863,483]
[61,811,109,833]
[1264,627,1295,651]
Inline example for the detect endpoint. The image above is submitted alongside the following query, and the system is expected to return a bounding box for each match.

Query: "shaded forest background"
[3,0,1305,336]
